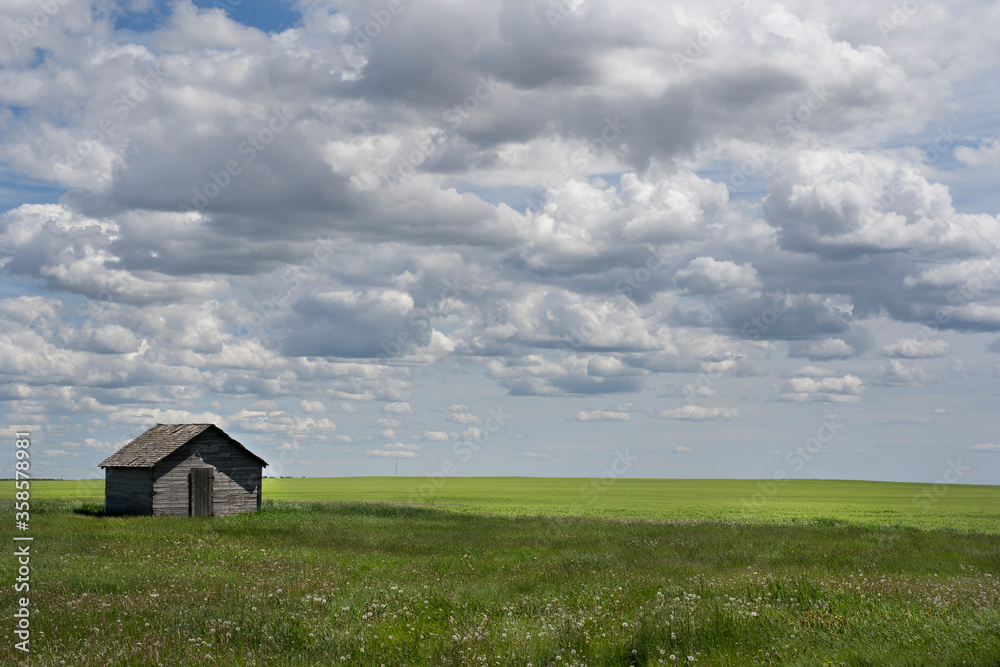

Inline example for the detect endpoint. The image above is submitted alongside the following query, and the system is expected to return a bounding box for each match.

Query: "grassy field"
[2,479,998,665]
[10,476,1000,533]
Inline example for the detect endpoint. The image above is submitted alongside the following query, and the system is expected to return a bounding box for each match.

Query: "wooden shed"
[98,423,268,517]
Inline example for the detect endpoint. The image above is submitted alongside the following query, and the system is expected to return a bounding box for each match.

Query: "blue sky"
[1,0,999,484]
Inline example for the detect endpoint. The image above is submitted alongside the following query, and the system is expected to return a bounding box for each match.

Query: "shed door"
[190,467,214,517]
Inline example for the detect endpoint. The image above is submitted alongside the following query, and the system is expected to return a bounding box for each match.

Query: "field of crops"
[11,476,1000,533]
[1,478,998,665]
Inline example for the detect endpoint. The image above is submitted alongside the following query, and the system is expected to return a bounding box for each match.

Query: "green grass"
[0,499,998,665]
[9,477,1000,534]
[1,478,999,665]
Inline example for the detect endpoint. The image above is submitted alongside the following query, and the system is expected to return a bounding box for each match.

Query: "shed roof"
[99,424,268,468]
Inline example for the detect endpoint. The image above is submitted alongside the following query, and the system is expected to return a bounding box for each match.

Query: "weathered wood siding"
[104,467,153,515]
[151,431,262,517]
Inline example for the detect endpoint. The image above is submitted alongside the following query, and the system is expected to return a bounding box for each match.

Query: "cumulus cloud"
[653,405,739,421]
[788,338,856,360]
[447,412,482,424]
[881,337,951,359]
[955,137,1000,168]
[766,150,993,259]
[780,370,865,403]
[0,0,998,478]
[365,443,420,458]
[675,257,762,296]
[969,443,1000,453]
[871,360,938,387]
[875,416,933,425]
[576,409,630,422]
[517,447,560,462]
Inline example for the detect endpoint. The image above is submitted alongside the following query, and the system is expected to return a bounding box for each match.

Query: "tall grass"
[2,499,998,665]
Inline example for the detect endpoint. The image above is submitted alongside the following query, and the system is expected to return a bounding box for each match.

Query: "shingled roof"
[98,424,268,468]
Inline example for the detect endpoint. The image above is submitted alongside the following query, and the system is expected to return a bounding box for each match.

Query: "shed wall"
[151,431,262,517]
[104,467,153,515]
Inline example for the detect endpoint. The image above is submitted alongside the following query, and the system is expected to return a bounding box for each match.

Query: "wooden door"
[190,467,214,517]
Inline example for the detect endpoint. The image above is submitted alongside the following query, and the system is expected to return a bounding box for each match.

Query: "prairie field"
[1,478,998,665]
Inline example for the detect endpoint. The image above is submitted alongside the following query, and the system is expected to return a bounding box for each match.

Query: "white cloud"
[875,416,933,425]
[780,371,865,403]
[881,337,951,359]
[0,0,997,479]
[791,365,839,378]
[675,257,762,296]
[871,360,937,387]
[576,409,631,422]
[969,443,1000,453]
[955,137,1000,168]
[517,447,560,462]
[674,446,692,453]
[365,443,419,458]
[422,430,451,441]
[447,412,482,424]
[653,406,739,421]
[461,427,483,441]
[788,339,856,360]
